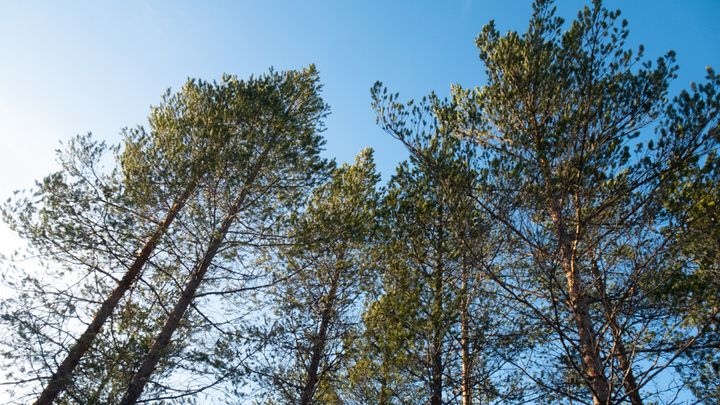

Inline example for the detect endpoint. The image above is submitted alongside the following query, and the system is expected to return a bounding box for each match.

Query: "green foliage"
[1,66,332,404]
[121,65,329,211]
[1,2,718,404]
[657,68,720,400]
[449,0,720,402]
[350,90,516,404]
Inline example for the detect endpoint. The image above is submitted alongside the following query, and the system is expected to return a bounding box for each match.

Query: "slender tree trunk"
[118,192,244,405]
[550,203,609,405]
[34,187,193,405]
[558,240,609,404]
[430,200,445,405]
[299,266,341,405]
[613,332,642,405]
[590,260,643,405]
[606,312,643,405]
[566,272,609,405]
[461,258,472,405]
[118,144,271,405]
[430,316,443,405]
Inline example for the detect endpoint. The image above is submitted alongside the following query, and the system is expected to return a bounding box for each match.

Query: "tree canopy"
[1,1,718,404]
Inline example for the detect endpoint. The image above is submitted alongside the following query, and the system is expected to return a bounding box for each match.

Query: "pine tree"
[450,0,720,402]
[250,149,380,404]
[351,91,511,404]
[1,66,330,404]
[656,69,720,402]
[118,66,330,405]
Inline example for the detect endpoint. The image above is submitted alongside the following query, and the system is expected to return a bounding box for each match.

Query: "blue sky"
[0,0,718,251]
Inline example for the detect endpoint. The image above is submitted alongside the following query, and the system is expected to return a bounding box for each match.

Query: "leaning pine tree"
[118,66,329,405]
[1,77,230,404]
[28,73,260,405]
[1,66,328,404]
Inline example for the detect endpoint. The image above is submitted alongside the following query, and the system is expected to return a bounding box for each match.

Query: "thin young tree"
[352,92,511,404]
[249,149,380,404]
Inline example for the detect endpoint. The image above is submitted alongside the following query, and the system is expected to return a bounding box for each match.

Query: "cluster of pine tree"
[1,1,718,404]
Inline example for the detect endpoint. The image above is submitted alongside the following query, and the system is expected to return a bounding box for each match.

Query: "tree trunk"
[590,260,643,405]
[118,147,269,405]
[606,311,643,405]
[613,333,642,405]
[430,334,443,405]
[566,276,609,405]
[551,203,609,405]
[430,200,445,405]
[461,258,472,405]
[34,187,193,405]
[118,196,242,405]
[559,242,609,404]
[299,265,341,405]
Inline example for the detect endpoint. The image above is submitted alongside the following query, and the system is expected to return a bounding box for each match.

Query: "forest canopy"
[1,1,718,404]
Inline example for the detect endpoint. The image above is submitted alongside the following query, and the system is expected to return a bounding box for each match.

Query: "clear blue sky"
[0,0,718,250]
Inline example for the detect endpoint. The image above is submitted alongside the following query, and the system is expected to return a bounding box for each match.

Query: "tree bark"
[299,265,341,405]
[566,275,609,405]
[549,198,609,405]
[34,187,193,405]
[430,311,443,405]
[557,234,609,404]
